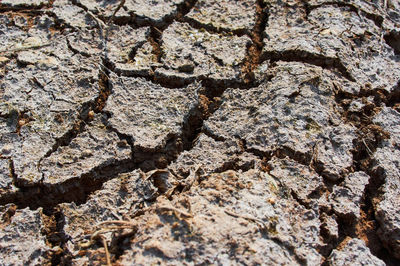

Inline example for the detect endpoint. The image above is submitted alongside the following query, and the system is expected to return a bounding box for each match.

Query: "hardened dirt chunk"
[204,62,356,182]
[0,207,50,265]
[327,238,385,266]
[371,107,400,259]
[185,0,257,34]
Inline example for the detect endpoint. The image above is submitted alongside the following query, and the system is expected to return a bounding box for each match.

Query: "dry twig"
[79,218,137,264]
[96,220,136,227]
[87,10,106,30]
[224,209,267,229]
[158,205,193,218]
[102,236,112,266]
[309,141,320,169]
[109,0,126,24]
[0,43,51,54]
[182,165,201,192]
[362,138,373,155]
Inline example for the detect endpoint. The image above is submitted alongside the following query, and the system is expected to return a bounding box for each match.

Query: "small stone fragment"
[87,110,95,120]
[0,56,9,65]
[17,51,42,65]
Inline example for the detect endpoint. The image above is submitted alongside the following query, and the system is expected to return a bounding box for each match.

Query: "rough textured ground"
[0,0,399,265]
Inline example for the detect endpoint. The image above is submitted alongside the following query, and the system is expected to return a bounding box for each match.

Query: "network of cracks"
[0,0,400,265]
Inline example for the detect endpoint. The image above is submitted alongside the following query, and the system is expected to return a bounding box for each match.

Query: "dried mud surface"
[0,0,400,265]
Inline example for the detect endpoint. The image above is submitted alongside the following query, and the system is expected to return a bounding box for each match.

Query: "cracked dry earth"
[1,0,400,265]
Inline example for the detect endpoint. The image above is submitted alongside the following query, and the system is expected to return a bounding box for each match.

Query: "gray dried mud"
[0,0,400,265]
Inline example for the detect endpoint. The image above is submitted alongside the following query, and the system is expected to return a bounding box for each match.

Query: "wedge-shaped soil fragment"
[124,0,185,26]
[105,26,155,76]
[40,116,131,185]
[51,0,97,29]
[156,22,251,84]
[105,74,199,151]
[268,156,324,206]
[306,0,399,25]
[62,22,156,76]
[185,0,257,34]
[170,133,258,177]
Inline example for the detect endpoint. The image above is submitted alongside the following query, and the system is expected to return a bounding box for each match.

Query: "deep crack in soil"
[330,82,399,264]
